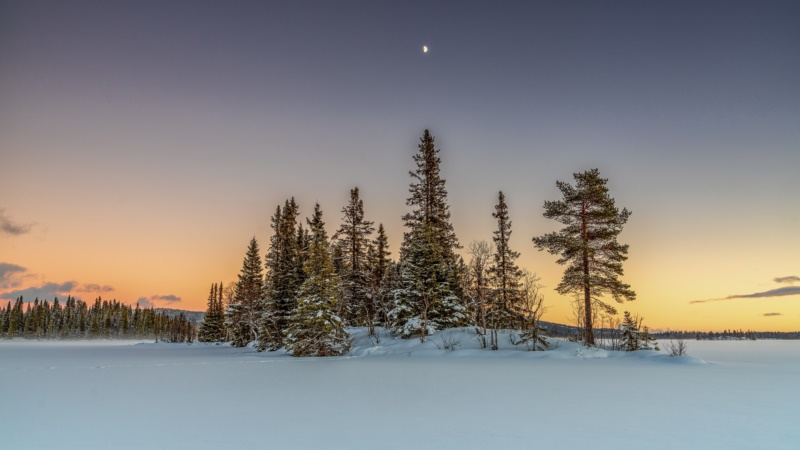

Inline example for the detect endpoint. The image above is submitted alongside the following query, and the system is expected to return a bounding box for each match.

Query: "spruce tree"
[621,311,640,351]
[260,198,301,351]
[487,191,523,350]
[333,187,375,327]
[401,130,460,263]
[392,130,464,338]
[367,223,392,327]
[391,222,464,340]
[286,203,350,356]
[295,222,311,291]
[227,237,265,347]
[199,282,226,342]
[533,169,635,346]
[640,326,658,351]
[198,283,217,342]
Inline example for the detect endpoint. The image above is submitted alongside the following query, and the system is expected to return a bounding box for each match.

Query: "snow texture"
[1,329,798,449]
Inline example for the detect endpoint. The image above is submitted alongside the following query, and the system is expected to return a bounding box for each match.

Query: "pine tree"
[295,222,311,292]
[260,198,301,351]
[199,282,226,342]
[393,130,464,338]
[333,187,375,327]
[640,325,658,351]
[487,191,523,350]
[227,237,265,347]
[618,311,658,351]
[391,223,465,340]
[621,311,640,351]
[401,130,460,261]
[367,223,391,327]
[1,301,10,336]
[286,203,350,356]
[533,169,635,346]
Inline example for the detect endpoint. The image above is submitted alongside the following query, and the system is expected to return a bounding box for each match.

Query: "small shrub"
[435,332,462,352]
[666,339,688,357]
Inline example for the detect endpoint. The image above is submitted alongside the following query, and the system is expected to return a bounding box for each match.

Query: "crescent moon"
[423,45,428,53]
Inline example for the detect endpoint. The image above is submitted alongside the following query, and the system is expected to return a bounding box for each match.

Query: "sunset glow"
[1,1,798,332]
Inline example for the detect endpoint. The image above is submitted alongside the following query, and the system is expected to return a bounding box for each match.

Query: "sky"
[1,0,798,331]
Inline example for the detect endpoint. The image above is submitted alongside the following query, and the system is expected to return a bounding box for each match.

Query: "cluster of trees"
[654,329,764,341]
[197,283,227,342]
[0,296,195,342]
[201,129,638,355]
[620,311,658,351]
[695,330,758,341]
[206,130,477,355]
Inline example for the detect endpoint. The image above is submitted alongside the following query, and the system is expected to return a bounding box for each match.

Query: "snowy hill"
[345,327,705,364]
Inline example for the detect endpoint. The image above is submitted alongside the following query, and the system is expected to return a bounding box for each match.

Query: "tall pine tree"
[286,203,350,356]
[487,191,523,350]
[260,198,302,351]
[392,130,464,338]
[333,187,375,327]
[533,169,635,346]
[227,237,264,347]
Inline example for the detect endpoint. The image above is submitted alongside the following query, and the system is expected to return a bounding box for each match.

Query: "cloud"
[774,276,800,285]
[0,280,116,302]
[155,294,181,303]
[690,286,800,304]
[0,208,34,236]
[0,281,77,302]
[763,312,782,317]
[136,294,182,308]
[0,263,27,289]
[75,283,115,293]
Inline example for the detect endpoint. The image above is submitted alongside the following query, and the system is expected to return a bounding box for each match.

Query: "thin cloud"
[75,283,115,293]
[0,280,116,302]
[137,294,182,308]
[763,312,782,317]
[0,281,77,302]
[0,208,34,236]
[0,263,27,289]
[691,286,800,304]
[774,276,800,285]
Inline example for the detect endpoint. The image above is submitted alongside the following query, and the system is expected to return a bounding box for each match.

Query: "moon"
[423,45,428,53]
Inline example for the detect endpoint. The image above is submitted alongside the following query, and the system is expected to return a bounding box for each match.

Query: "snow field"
[1,329,798,449]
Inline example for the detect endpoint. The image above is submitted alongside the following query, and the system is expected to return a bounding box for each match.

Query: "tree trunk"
[582,201,594,346]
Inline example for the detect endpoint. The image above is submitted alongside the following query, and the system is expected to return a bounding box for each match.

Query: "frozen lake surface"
[1,330,798,449]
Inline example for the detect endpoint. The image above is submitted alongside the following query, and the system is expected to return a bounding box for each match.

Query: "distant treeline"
[1,296,195,342]
[653,329,800,340]
[548,324,800,341]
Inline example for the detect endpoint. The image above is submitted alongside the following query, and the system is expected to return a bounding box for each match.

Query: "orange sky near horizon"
[1,1,798,333]
[2,177,798,333]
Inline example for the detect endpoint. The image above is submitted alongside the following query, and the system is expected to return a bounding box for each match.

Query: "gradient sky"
[1,0,798,331]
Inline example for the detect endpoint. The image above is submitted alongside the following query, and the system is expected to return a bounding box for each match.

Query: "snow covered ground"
[1,329,798,449]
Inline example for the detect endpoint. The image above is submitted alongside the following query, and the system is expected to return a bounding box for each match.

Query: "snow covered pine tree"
[286,203,350,356]
[391,130,465,340]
